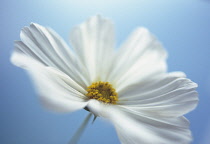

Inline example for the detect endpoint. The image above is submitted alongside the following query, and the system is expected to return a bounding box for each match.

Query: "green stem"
[68,113,92,144]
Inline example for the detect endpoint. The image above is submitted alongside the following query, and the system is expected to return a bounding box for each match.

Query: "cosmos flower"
[11,15,198,144]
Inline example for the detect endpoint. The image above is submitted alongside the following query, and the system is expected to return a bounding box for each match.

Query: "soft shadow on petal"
[70,15,115,82]
[108,27,167,91]
[87,101,192,144]
[11,53,88,112]
[86,99,108,118]
[118,72,198,117]
[113,107,192,144]
[16,23,89,88]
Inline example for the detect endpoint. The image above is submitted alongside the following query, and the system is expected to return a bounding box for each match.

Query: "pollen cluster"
[86,81,118,104]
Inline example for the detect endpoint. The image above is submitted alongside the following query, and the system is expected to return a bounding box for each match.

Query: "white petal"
[70,15,115,82]
[15,23,88,88]
[11,53,88,112]
[168,71,186,78]
[114,108,192,144]
[87,100,192,144]
[86,100,109,118]
[118,73,198,117]
[108,28,167,91]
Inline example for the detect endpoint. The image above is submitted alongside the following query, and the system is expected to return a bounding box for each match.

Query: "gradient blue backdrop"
[1,0,210,144]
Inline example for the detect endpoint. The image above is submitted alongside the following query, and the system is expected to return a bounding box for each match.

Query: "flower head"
[11,15,198,144]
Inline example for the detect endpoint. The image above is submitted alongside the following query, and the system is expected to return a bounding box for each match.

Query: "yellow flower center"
[86,81,118,104]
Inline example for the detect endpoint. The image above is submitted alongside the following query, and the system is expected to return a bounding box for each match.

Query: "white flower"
[11,15,198,144]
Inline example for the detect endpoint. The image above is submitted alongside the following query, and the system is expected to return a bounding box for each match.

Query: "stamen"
[86,81,118,104]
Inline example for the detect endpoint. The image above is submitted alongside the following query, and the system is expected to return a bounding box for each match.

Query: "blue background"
[1,0,210,144]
